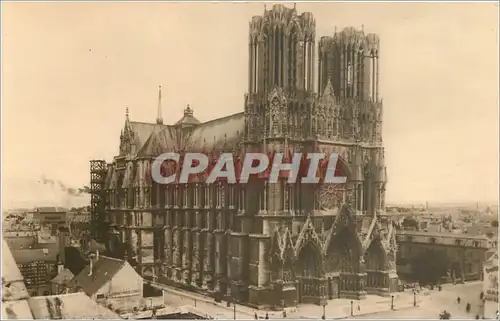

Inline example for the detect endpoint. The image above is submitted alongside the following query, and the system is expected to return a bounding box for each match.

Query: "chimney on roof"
[88,253,96,276]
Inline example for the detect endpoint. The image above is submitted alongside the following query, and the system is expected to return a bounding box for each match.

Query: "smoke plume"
[39,175,91,197]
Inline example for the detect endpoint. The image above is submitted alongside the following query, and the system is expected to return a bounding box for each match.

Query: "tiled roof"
[137,126,178,157]
[67,256,125,296]
[184,112,244,150]
[129,122,165,150]
[11,248,58,265]
[27,293,122,319]
[51,268,74,285]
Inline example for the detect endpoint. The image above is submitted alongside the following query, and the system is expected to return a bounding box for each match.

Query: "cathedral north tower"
[248,4,316,94]
[245,4,317,143]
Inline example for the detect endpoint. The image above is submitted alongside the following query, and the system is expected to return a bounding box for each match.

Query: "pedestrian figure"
[475,314,480,319]
[480,291,484,300]
[466,302,471,313]
[282,309,287,318]
[358,304,360,311]
[457,296,461,304]
[254,310,258,320]
[265,312,269,319]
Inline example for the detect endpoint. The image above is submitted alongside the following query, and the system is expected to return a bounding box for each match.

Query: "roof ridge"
[99,255,124,262]
[197,111,243,126]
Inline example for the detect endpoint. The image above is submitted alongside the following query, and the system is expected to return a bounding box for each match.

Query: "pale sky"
[1,2,499,209]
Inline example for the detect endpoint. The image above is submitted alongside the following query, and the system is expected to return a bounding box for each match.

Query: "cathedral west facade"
[100,4,398,308]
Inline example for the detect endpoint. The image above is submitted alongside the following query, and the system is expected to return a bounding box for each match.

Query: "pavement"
[153,281,488,319]
[155,282,422,319]
[354,281,489,319]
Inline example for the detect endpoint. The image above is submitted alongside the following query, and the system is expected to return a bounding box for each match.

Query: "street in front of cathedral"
[156,280,487,319]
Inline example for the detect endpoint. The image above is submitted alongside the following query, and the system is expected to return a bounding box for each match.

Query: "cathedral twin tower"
[247,4,380,99]
[245,4,382,146]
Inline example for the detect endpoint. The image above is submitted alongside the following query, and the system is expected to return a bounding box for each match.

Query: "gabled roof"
[68,256,126,296]
[137,126,178,156]
[184,112,244,150]
[27,293,122,319]
[129,121,165,150]
[51,269,74,285]
[119,108,244,157]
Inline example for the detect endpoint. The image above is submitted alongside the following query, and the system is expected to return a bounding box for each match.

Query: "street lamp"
[321,302,326,320]
[233,299,237,320]
[391,295,394,310]
[350,301,354,316]
[413,290,417,307]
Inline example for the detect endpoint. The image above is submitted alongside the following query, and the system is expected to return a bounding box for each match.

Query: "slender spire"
[125,106,129,120]
[156,85,163,125]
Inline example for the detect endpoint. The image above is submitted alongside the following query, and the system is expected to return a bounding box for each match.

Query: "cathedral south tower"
[318,27,380,101]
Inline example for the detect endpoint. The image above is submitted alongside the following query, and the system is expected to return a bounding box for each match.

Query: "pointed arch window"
[347,62,353,86]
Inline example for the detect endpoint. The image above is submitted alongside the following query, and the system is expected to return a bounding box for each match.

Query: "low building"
[30,207,67,235]
[2,239,122,320]
[67,254,143,313]
[11,247,59,296]
[480,251,499,319]
[3,234,37,250]
[396,230,490,283]
[27,292,122,319]
[50,268,74,295]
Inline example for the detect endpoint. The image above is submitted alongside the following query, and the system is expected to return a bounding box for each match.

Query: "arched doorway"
[326,227,362,296]
[365,239,388,290]
[295,242,324,304]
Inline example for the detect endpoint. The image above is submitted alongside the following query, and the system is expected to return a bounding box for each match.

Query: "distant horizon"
[2,195,498,213]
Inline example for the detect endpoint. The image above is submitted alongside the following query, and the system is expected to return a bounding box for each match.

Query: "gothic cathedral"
[101,4,398,308]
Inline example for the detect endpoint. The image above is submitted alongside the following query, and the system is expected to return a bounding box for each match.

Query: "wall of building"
[93,263,143,312]
[396,233,489,282]
[18,261,57,297]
